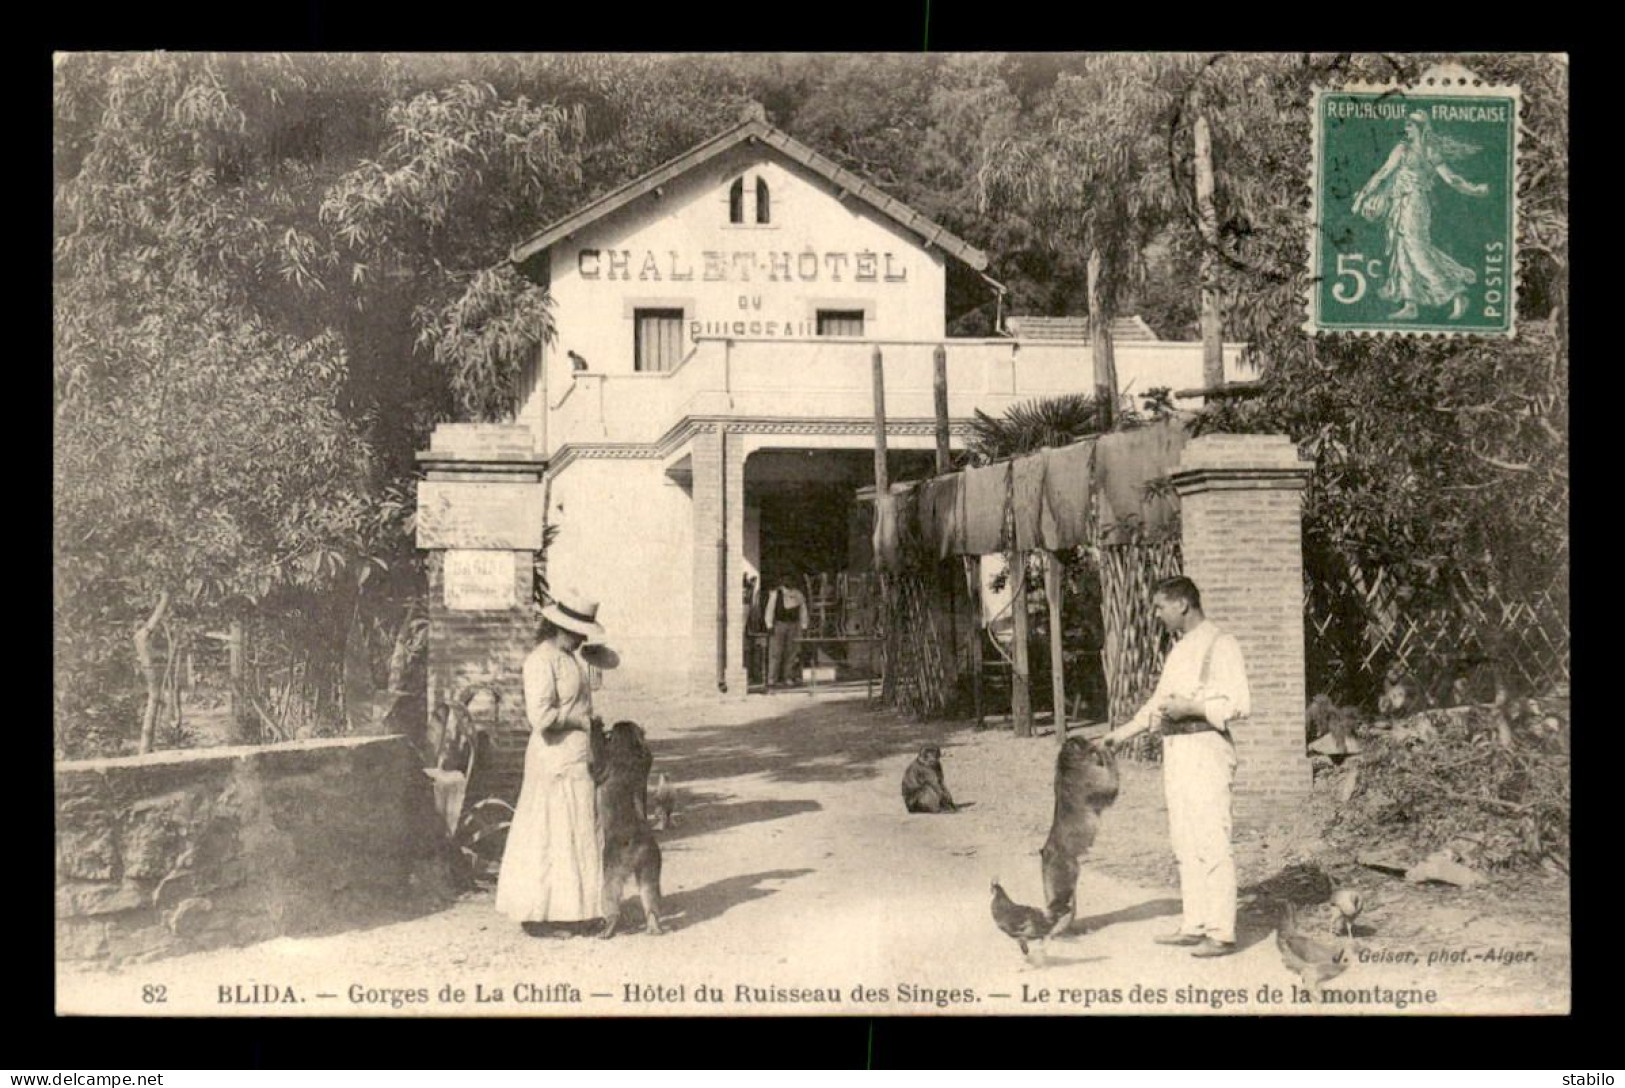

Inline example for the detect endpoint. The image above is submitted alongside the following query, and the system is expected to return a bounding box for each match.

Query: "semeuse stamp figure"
[1309,69,1518,336]
[1353,110,1490,322]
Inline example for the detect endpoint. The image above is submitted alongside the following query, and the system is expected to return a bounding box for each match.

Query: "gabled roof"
[508,117,990,273]
[1003,315,1161,342]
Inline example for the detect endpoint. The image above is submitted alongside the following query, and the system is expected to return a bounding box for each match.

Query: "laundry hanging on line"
[918,472,966,559]
[1094,421,1189,545]
[1039,439,1096,551]
[872,492,901,572]
[870,418,1189,561]
[959,462,1010,555]
[1011,453,1047,553]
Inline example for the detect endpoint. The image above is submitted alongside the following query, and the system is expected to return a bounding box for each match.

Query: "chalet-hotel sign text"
[578,248,909,284]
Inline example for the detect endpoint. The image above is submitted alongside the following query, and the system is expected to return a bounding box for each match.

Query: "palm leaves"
[968,393,1104,464]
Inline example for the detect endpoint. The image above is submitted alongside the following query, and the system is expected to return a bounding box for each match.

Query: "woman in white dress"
[495,590,607,936]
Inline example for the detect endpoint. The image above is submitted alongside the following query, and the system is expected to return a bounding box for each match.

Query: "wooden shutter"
[816,310,865,337]
[635,309,685,372]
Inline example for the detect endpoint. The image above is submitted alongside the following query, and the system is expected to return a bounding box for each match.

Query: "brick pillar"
[689,429,720,694]
[1170,434,1312,824]
[724,430,748,695]
[689,428,749,695]
[415,425,547,736]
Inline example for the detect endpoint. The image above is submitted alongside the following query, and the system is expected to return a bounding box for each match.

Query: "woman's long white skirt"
[494,742,603,923]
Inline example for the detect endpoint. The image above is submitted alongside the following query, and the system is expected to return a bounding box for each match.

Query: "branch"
[1432,397,1509,415]
[1471,450,1536,473]
[133,589,170,756]
[1436,788,1530,815]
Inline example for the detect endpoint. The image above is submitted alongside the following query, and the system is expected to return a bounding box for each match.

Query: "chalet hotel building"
[416,106,1255,699]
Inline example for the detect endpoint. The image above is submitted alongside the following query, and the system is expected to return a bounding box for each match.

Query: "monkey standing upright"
[598,721,664,937]
[901,746,959,813]
[1040,736,1120,933]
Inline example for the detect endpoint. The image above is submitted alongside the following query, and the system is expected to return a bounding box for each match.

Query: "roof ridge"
[509,117,988,274]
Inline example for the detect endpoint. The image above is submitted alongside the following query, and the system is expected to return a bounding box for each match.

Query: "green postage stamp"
[1309,69,1520,337]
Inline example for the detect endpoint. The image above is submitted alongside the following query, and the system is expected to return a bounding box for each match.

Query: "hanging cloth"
[1011,452,1047,553]
[1095,420,1189,545]
[1040,439,1096,550]
[960,462,1010,556]
[872,492,901,571]
[919,473,966,559]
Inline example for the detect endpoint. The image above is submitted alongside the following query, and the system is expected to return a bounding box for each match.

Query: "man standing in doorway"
[1103,576,1250,957]
[764,575,811,689]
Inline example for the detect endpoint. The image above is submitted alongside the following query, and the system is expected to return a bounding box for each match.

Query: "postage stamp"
[1309,70,1520,337]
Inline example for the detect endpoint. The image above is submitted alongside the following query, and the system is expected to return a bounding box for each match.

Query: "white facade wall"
[544,457,695,692]
[519,144,947,446]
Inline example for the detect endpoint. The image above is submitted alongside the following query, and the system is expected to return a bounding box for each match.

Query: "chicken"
[1276,901,1349,1001]
[649,772,677,831]
[990,877,1051,966]
[1330,886,1365,939]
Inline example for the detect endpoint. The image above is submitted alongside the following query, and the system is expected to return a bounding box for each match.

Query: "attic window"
[729,178,744,224]
[755,177,771,224]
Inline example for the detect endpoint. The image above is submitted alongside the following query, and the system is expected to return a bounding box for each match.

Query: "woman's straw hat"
[541,588,606,641]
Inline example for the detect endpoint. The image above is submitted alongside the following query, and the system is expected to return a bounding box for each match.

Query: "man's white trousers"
[1162,730,1238,943]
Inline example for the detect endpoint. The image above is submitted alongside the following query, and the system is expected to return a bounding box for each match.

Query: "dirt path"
[58,691,1569,1017]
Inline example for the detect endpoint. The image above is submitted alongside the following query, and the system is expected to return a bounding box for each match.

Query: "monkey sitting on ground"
[1376,663,1425,719]
[598,720,664,937]
[901,745,959,813]
[1040,735,1120,934]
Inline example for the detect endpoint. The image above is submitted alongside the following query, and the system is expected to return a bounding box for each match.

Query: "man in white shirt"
[1103,576,1250,957]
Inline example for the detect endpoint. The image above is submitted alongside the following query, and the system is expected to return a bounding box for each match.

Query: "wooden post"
[872,346,889,493]
[933,344,951,473]
[1010,553,1033,737]
[715,428,730,692]
[1194,90,1225,394]
[933,343,961,699]
[872,346,894,701]
[228,618,246,742]
[1045,551,1067,746]
[965,557,983,727]
[1087,245,1119,430]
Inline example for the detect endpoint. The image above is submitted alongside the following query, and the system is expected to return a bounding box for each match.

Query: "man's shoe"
[1153,932,1204,947]
[1190,937,1237,958]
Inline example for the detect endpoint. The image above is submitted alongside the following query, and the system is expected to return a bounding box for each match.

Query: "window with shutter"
[816,310,865,337]
[755,177,771,224]
[728,178,744,224]
[634,309,685,372]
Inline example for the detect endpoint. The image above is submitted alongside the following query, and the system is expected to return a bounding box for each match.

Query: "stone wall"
[425,550,539,735]
[56,736,455,967]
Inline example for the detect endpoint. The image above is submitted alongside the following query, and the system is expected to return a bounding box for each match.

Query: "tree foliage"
[53,52,1568,754]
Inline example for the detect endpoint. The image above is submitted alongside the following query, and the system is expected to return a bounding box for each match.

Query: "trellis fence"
[1304,560,1570,707]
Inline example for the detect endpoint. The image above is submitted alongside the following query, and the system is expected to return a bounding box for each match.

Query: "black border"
[37,17,1599,1071]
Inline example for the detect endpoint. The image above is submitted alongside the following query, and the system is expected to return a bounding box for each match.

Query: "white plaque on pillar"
[443,550,517,611]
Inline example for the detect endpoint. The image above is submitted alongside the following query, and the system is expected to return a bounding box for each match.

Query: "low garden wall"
[56,735,456,967]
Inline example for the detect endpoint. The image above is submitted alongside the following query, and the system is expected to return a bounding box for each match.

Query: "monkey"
[901,746,958,813]
[598,720,664,937]
[1040,735,1120,934]
[588,715,610,786]
[1376,662,1425,719]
